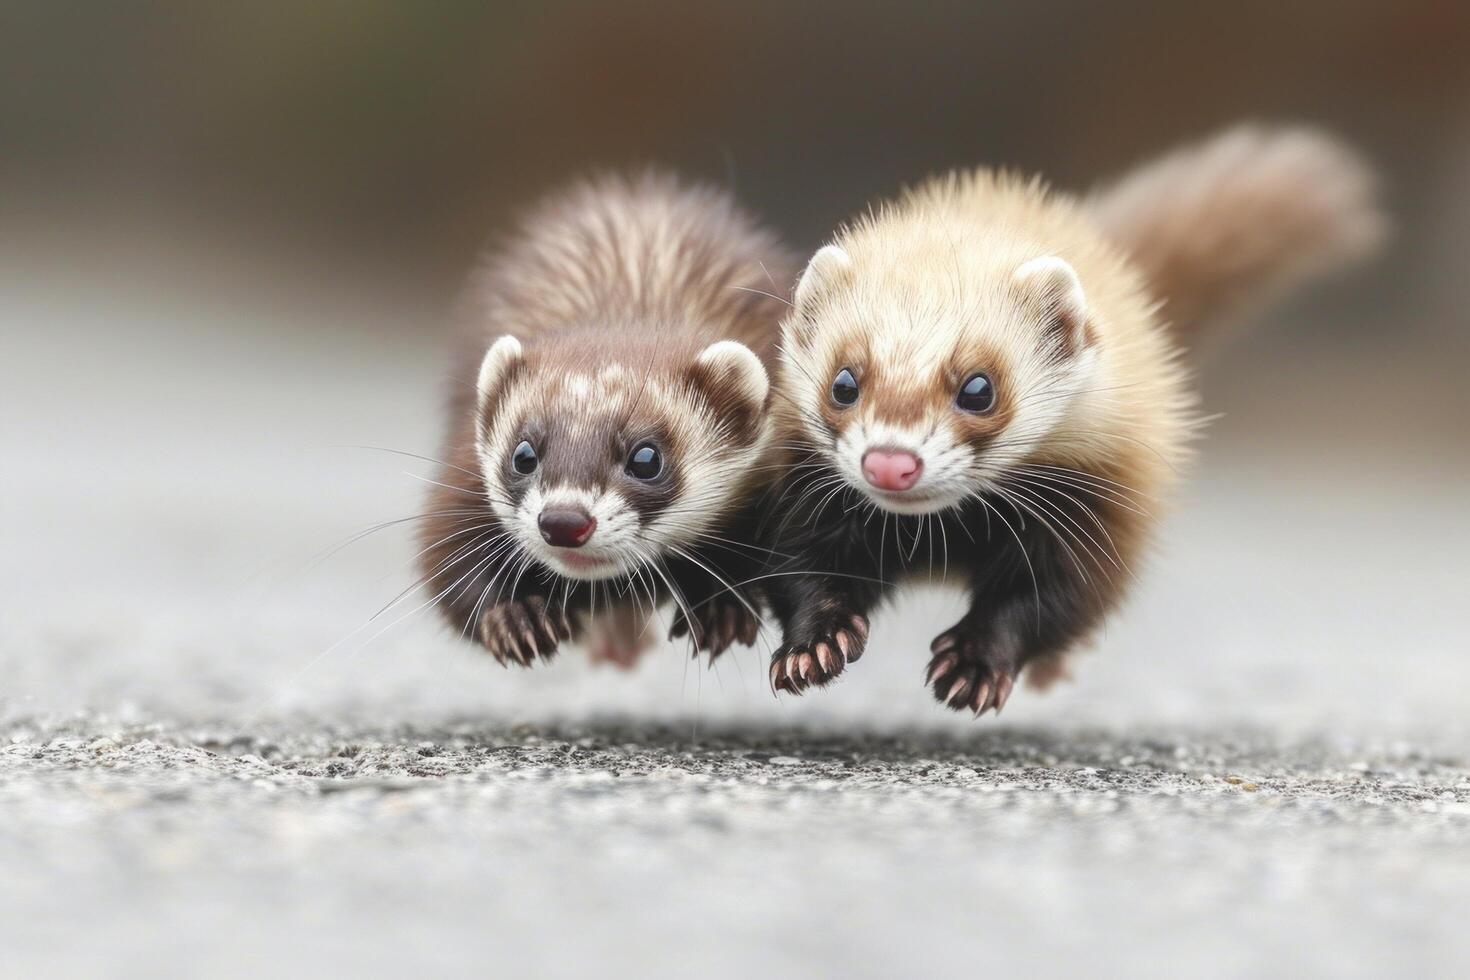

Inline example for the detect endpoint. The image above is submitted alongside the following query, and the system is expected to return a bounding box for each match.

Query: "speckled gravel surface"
[6,298,1470,978]
[4,715,1470,978]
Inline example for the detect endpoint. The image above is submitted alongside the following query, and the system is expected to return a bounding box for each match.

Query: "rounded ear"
[1013,256,1092,353]
[792,244,853,318]
[690,341,769,441]
[694,340,769,409]
[476,335,524,411]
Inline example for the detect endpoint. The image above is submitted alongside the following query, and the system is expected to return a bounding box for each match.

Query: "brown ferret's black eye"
[625,443,662,480]
[511,440,538,475]
[956,373,996,414]
[830,367,859,407]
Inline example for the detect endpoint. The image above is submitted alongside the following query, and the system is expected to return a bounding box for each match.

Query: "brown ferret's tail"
[1087,124,1385,346]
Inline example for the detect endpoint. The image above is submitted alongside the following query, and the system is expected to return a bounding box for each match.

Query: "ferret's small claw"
[814,642,837,676]
[993,674,1014,714]
[926,652,957,686]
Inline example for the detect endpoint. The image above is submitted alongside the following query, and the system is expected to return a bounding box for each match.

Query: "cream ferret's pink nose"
[861,448,923,491]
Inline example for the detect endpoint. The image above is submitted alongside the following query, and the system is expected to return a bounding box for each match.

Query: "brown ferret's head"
[777,172,1171,517]
[472,327,769,581]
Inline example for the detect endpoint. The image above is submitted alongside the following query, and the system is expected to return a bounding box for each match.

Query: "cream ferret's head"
[778,189,1119,516]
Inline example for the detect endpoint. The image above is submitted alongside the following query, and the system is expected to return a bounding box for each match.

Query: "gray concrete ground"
[4,285,1469,978]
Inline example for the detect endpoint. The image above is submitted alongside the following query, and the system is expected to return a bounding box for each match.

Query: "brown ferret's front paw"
[477,596,572,667]
[925,628,1017,716]
[768,612,869,695]
[669,591,762,659]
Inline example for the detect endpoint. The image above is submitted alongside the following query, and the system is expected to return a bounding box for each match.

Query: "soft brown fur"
[451,171,796,416]
[420,171,798,663]
[1088,124,1384,344]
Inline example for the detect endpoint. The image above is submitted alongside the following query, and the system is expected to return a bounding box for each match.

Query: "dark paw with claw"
[925,628,1018,716]
[669,591,761,659]
[769,612,869,695]
[477,596,572,667]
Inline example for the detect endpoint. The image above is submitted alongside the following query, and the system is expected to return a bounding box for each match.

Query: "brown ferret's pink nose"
[862,449,923,492]
[538,508,597,548]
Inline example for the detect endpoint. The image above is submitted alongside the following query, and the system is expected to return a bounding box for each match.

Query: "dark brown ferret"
[420,171,797,667]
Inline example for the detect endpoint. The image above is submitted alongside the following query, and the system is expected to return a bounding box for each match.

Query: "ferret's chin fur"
[859,490,963,516]
[418,170,797,668]
[536,551,627,582]
[761,123,1382,714]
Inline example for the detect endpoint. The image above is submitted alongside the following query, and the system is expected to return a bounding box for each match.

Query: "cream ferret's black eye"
[830,367,859,407]
[625,443,662,480]
[511,440,538,475]
[955,373,996,414]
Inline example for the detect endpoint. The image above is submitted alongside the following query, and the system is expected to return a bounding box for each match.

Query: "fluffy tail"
[1087,124,1385,345]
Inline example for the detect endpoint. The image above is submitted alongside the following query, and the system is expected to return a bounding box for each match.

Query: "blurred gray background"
[3,3,1469,978]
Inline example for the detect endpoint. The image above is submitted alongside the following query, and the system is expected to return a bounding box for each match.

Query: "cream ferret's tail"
[1087,124,1385,345]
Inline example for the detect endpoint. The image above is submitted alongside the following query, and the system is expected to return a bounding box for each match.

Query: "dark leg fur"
[763,469,1129,709]
[668,589,761,658]
[926,605,1024,715]
[923,488,1124,713]
[761,479,894,694]
[477,594,574,667]
[665,505,770,659]
[768,597,871,694]
[425,521,582,668]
